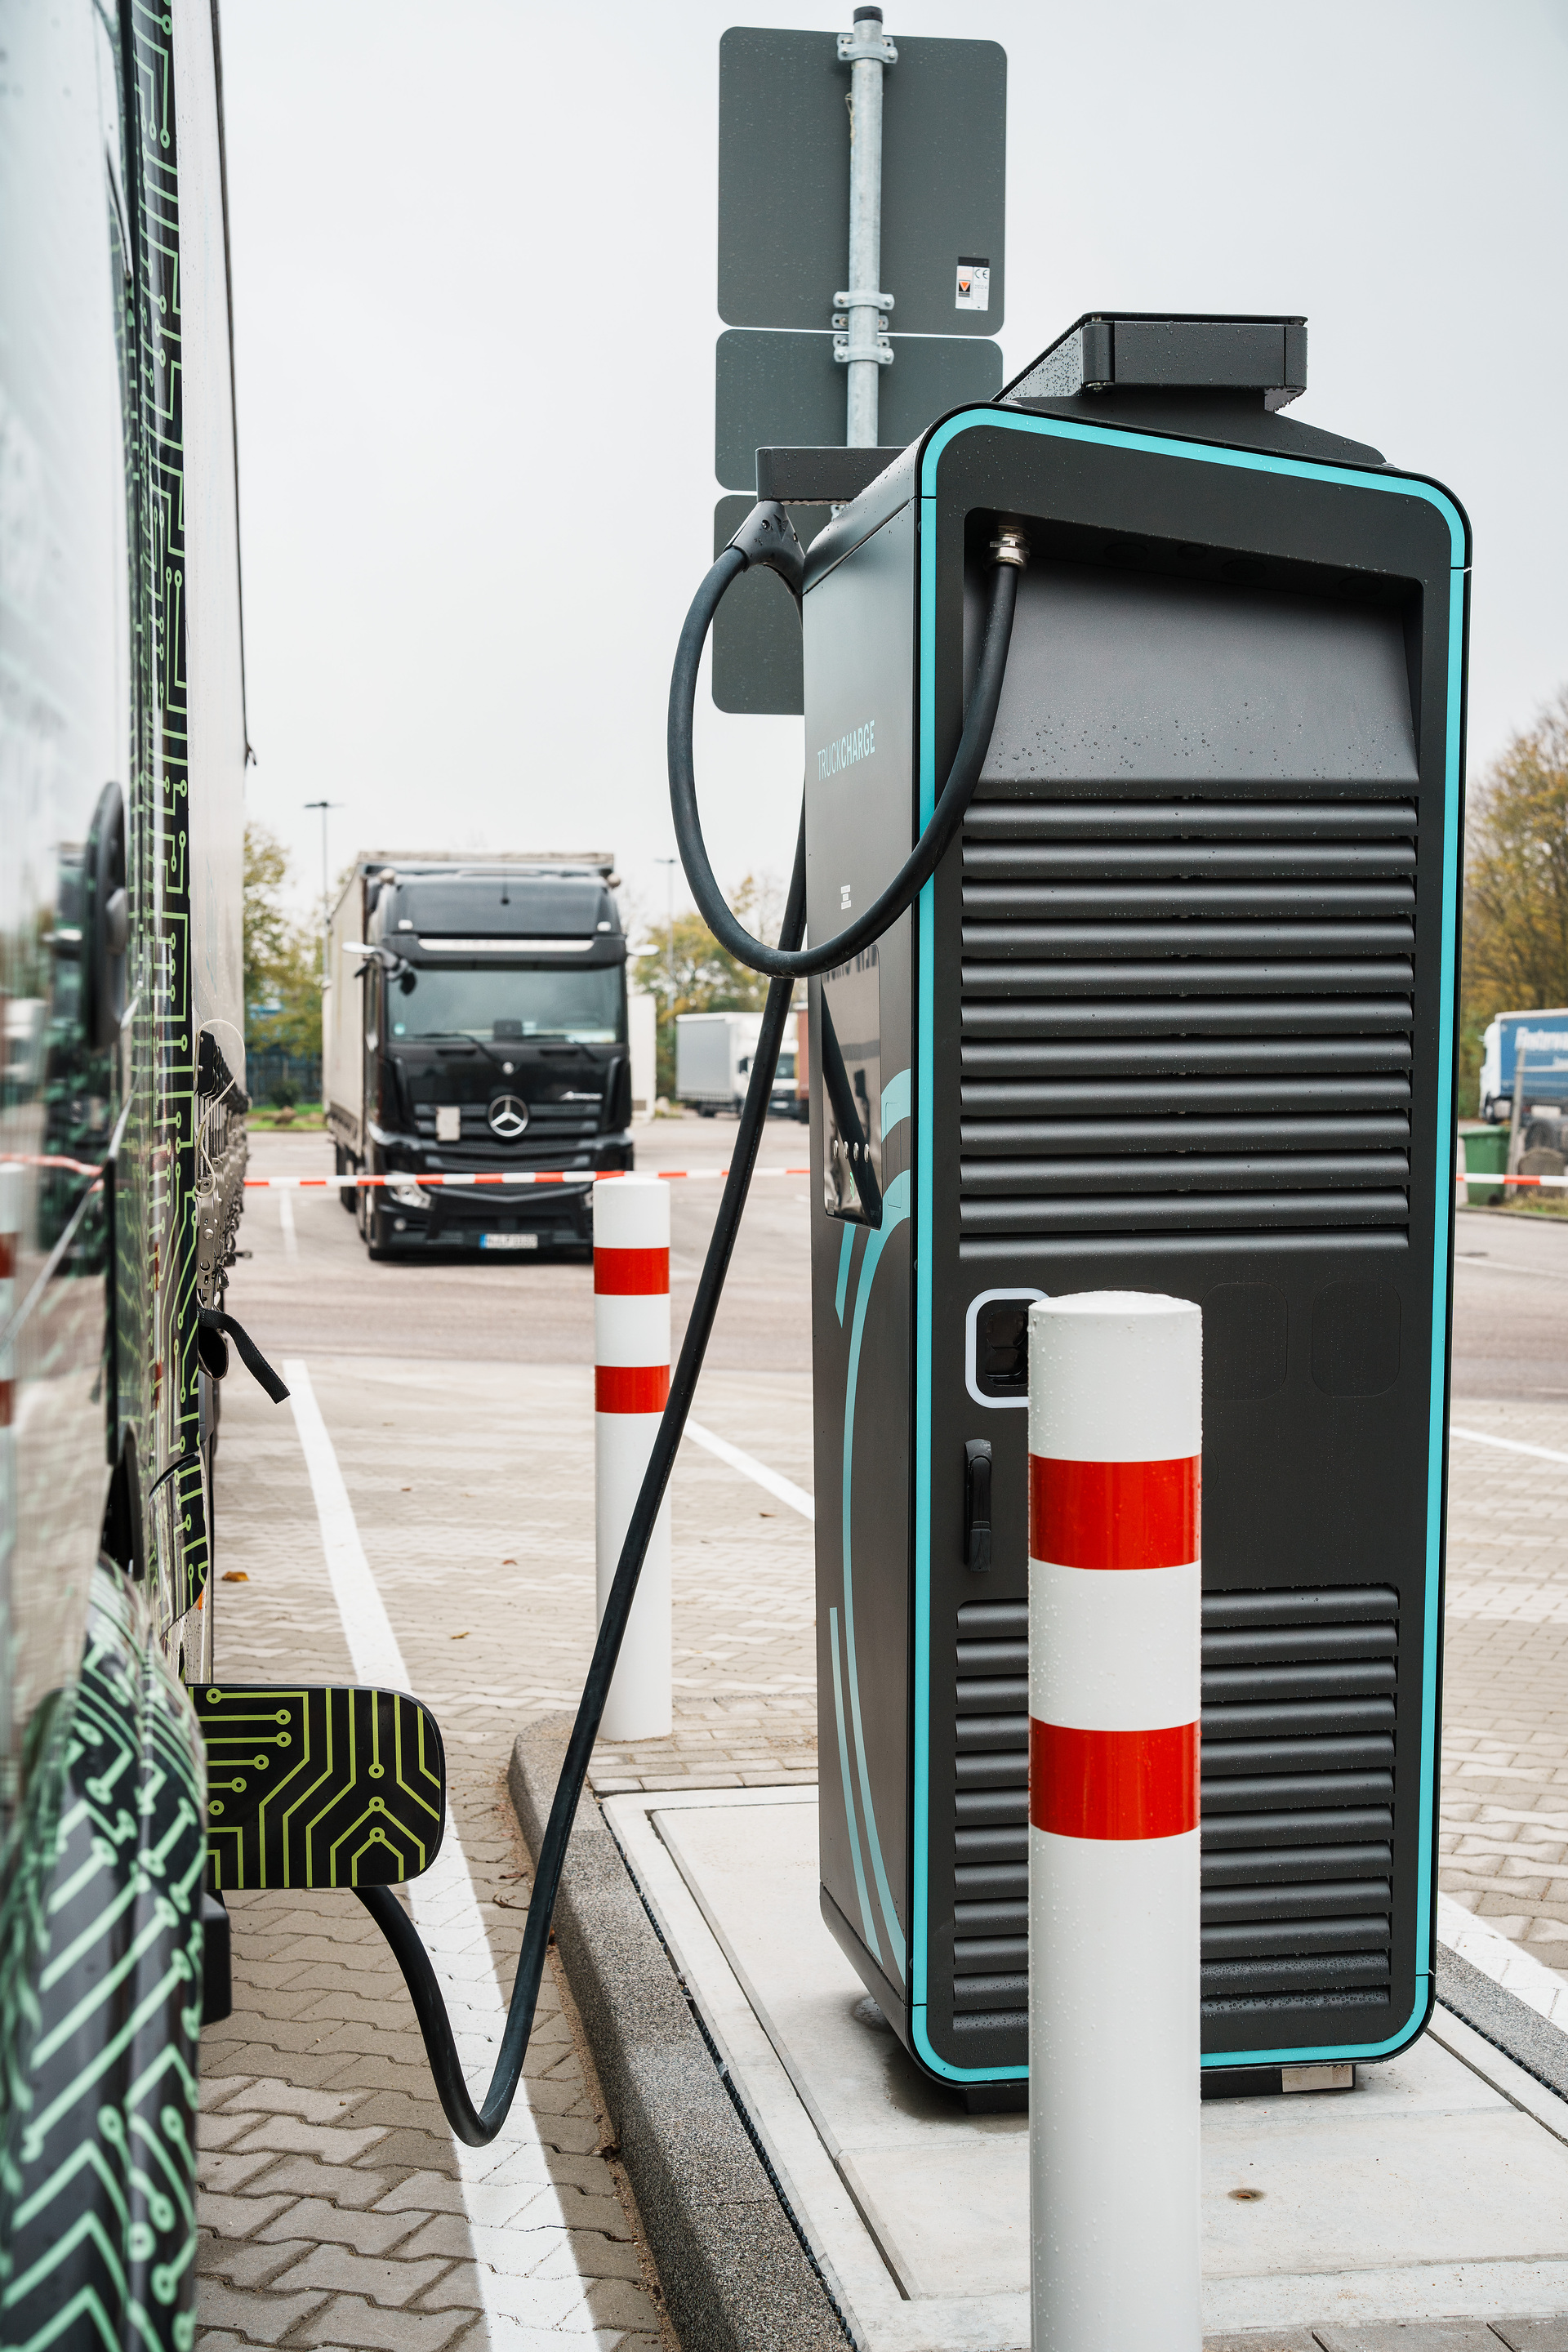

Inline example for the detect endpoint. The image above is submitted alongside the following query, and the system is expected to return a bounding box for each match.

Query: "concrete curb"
[1437,1940,1568,2105]
[508,1717,848,2352]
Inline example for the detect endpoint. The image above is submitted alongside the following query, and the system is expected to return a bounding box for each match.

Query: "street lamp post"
[654,856,679,1013]
[655,856,679,1108]
[304,801,344,991]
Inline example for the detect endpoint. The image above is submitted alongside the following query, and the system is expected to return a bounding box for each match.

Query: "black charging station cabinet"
[801,314,1468,2100]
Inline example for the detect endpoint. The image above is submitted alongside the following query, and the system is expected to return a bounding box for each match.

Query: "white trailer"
[675,1011,760,1115]
[675,1010,797,1116]
[628,990,657,1120]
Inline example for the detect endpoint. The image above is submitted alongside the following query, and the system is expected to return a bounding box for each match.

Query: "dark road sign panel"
[718,28,1005,338]
[711,493,830,715]
[715,327,1002,492]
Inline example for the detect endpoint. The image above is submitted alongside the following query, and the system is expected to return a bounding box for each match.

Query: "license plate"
[479,1232,538,1251]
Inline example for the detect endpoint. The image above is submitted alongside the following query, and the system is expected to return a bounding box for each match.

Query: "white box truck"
[675,1009,798,1116]
[1477,1009,1568,1123]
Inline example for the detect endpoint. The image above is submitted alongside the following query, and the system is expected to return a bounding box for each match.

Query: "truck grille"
[947,1581,1396,2041]
[412,1102,600,1160]
[957,796,1416,1249]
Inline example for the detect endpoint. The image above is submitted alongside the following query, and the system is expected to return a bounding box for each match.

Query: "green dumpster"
[1460,1122,1508,1205]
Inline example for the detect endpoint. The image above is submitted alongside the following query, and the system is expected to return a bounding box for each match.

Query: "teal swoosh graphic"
[829,1607,880,1961]
[835,1225,857,1325]
[841,1165,911,1980]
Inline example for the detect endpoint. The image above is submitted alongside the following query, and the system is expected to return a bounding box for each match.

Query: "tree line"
[243,824,323,1090]
[1461,688,1568,1113]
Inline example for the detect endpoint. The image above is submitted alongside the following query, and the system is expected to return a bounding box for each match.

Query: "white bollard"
[594,1177,672,1740]
[1027,1291,1202,2351]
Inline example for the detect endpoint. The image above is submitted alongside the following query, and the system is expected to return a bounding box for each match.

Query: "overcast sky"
[219,0,1568,934]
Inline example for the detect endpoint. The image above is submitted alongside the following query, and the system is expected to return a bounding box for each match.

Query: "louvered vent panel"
[952,1599,1030,2032]
[1200,1584,1396,2016]
[959,799,1416,1242]
[948,1583,1396,2038]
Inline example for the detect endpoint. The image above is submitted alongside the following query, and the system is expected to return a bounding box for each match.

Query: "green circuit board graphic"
[197,1686,447,1889]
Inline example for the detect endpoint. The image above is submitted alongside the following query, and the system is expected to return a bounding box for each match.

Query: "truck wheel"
[336,1145,358,1209]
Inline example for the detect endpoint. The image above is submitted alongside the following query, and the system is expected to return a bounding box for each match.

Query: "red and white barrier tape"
[238,1166,811,1190]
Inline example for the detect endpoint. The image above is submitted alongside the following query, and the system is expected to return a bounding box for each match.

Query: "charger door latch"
[964,1440,993,1573]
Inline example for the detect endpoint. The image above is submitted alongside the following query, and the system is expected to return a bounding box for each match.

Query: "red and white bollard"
[1027,1292,1202,2350]
[594,1177,672,1740]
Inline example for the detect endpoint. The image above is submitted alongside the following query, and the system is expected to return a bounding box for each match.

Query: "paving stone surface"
[1442,1400,1568,1953]
[199,1126,815,2347]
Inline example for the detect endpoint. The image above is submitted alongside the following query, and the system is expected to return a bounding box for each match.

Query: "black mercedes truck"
[324,854,634,1257]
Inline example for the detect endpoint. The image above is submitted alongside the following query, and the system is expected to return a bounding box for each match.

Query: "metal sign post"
[712,16,1007,713]
[836,8,897,446]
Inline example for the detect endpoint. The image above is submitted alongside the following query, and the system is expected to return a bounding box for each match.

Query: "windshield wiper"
[402,1031,510,1067]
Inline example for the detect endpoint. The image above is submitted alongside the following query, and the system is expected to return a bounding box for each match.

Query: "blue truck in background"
[1479,1009,1568,1121]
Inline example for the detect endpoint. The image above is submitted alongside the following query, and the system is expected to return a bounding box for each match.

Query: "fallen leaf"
[501,1557,517,1566]
[221,1570,249,1583]
[451,1631,470,1640]
[401,1486,412,1492]
[759,1510,775,1517]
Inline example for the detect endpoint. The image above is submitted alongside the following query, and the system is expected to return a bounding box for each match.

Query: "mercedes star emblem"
[488,1094,529,1139]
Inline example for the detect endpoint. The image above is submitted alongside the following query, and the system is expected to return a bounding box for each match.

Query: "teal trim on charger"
[842,1168,912,1982]
[917,407,1468,559]
[908,406,1468,2084]
[912,877,938,2028]
[1196,1980,1432,2072]
[1412,564,1468,1981]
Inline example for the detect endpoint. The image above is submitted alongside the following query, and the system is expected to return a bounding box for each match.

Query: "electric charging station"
[804,312,1469,2099]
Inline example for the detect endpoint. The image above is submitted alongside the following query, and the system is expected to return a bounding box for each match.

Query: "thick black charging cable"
[356,500,1024,2144]
[354,827,807,2142]
[669,501,1025,979]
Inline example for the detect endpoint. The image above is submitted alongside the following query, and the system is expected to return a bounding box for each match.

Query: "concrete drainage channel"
[509,1717,1568,2352]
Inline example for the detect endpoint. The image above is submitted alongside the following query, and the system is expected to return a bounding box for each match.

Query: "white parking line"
[283,1359,581,2339]
[278,1190,298,1259]
[684,1418,815,1520]
[1451,1424,1568,1469]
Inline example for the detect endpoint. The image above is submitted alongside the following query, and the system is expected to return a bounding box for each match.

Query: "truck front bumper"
[370,1132,635,1251]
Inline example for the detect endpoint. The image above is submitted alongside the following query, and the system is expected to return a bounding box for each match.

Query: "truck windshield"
[390,962,624,1043]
